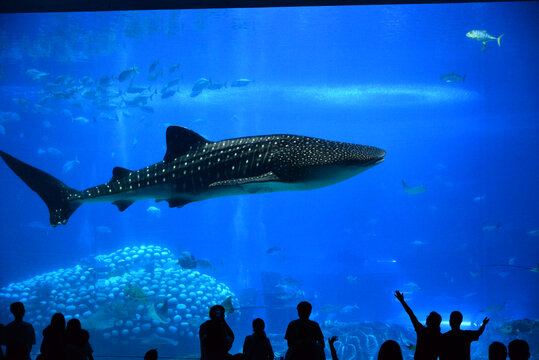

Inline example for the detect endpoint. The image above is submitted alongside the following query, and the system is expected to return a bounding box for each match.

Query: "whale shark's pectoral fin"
[112,200,135,211]
[209,172,282,193]
[166,198,191,208]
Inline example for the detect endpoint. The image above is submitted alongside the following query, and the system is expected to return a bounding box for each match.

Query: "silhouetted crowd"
[0,294,532,360]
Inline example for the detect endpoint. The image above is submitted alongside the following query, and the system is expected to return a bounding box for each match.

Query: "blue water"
[0,2,538,359]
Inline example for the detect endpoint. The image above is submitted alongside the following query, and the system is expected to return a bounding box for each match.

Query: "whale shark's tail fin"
[0,150,82,226]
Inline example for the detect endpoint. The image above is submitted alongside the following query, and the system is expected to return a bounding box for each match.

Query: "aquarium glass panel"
[0,2,538,359]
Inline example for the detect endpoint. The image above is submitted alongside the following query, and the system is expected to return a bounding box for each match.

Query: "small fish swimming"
[25,68,49,81]
[473,195,486,203]
[482,223,501,232]
[95,225,112,233]
[231,78,252,87]
[195,258,215,271]
[402,282,421,294]
[469,269,483,277]
[165,79,181,89]
[485,263,539,273]
[190,78,210,97]
[123,283,148,302]
[169,63,180,73]
[98,75,115,87]
[118,66,139,82]
[177,251,197,269]
[62,157,80,174]
[526,229,539,236]
[148,299,170,324]
[340,304,360,314]
[146,206,161,217]
[148,60,160,73]
[208,79,227,90]
[148,68,163,81]
[266,246,283,255]
[123,93,153,107]
[466,30,504,52]
[126,84,152,94]
[72,116,90,124]
[440,72,466,83]
[39,147,63,157]
[402,180,426,195]
[221,296,235,314]
[206,296,235,314]
[480,301,506,313]
[161,89,176,99]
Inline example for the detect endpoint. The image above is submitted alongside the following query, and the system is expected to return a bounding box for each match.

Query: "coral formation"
[0,245,237,347]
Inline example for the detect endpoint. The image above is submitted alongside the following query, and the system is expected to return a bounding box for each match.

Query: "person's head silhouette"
[10,302,25,320]
[252,318,265,335]
[508,339,530,360]
[209,305,226,321]
[50,313,66,331]
[489,341,507,360]
[377,340,403,360]
[449,311,463,330]
[297,301,312,320]
[66,318,81,331]
[144,349,158,360]
[426,311,442,331]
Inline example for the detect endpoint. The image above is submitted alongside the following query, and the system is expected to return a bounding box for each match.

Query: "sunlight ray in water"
[159,84,479,108]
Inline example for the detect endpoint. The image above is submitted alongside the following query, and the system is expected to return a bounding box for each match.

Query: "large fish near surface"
[0,126,385,226]
[466,30,503,52]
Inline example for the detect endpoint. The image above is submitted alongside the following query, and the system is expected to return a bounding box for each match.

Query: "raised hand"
[395,290,405,302]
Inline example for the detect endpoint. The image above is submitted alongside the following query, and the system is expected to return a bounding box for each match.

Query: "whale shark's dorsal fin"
[110,167,133,182]
[164,126,209,163]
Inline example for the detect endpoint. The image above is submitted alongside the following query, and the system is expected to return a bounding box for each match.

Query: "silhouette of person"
[199,305,234,360]
[243,318,274,360]
[284,301,325,360]
[0,323,4,360]
[508,339,530,360]
[3,302,36,360]
[377,340,403,360]
[489,341,507,360]
[439,311,489,360]
[40,313,66,360]
[328,336,338,360]
[394,290,441,360]
[144,349,158,360]
[78,330,93,360]
[65,319,93,360]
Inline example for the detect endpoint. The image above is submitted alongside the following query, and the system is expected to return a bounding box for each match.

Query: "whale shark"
[0,126,385,226]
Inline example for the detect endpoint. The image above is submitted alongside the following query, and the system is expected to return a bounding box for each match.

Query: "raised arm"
[477,317,490,336]
[395,290,421,329]
[328,336,339,360]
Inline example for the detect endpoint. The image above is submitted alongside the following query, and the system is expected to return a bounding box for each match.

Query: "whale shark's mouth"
[369,149,386,166]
